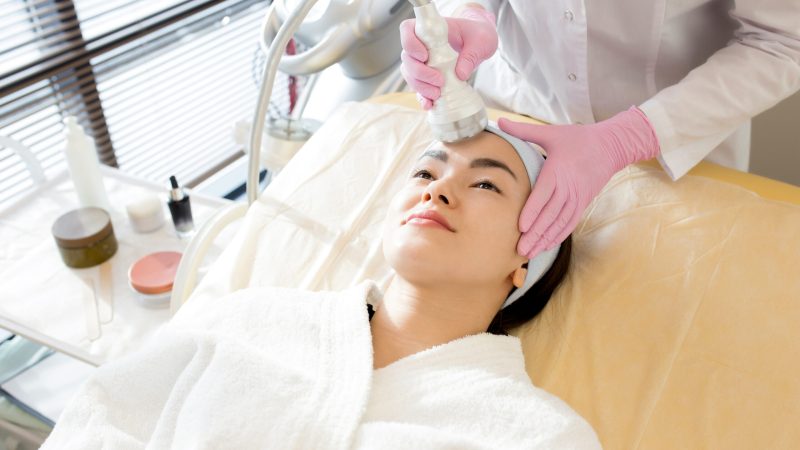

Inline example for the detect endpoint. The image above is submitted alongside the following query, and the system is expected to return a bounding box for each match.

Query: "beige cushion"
[518,162,800,449]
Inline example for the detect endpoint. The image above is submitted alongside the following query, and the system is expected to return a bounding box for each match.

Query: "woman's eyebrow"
[470,158,518,181]
[417,150,518,180]
[418,149,448,162]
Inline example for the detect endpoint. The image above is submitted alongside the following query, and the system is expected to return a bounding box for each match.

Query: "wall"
[750,91,800,187]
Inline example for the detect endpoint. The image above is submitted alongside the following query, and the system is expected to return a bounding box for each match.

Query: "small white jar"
[125,193,165,233]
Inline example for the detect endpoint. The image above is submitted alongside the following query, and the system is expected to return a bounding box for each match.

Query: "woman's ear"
[512,266,528,288]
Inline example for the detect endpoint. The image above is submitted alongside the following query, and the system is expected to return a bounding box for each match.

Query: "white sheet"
[183,101,434,309]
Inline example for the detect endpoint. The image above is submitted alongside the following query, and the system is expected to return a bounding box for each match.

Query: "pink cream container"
[128,251,182,308]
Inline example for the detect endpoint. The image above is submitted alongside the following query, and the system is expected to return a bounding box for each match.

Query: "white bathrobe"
[42,282,601,449]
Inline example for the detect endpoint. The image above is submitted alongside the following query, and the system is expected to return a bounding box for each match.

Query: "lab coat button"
[567,73,577,81]
[564,10,574,21]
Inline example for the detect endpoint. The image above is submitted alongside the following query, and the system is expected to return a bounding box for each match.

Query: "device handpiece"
[409,0,488,142]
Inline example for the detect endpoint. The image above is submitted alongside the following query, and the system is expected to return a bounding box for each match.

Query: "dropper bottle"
[167,175,194,238]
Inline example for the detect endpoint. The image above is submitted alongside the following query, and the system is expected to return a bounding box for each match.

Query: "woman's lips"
[403,209,455,232]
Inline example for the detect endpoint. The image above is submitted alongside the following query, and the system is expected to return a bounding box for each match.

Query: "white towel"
[42,281,600,449]
[355,333,601,449]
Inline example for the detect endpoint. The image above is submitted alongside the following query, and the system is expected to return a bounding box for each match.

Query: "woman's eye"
[412,169,434,180]
[474,180,501,193]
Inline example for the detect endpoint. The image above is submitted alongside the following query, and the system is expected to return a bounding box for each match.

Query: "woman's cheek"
[389,187,416,218]
[488,206,521,250]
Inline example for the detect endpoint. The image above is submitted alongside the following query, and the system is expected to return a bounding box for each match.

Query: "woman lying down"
[43,126,601,449]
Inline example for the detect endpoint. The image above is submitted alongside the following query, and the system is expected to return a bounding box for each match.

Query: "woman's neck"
[370,276,504,370]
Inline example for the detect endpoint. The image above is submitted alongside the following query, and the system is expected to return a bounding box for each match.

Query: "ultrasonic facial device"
[408,0,488,142]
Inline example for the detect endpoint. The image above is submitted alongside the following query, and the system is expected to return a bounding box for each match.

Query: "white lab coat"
[437,0,800,180]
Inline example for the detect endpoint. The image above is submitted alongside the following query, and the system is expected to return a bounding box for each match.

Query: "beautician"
[400,0,800,258]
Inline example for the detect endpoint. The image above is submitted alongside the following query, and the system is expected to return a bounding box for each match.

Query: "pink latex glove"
[399,7,498,110]
[498,107,661,259]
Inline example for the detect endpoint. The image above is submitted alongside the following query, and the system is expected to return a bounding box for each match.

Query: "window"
[0,0,281,209]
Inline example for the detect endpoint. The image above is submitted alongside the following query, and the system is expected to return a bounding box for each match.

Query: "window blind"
[0,0,297,209]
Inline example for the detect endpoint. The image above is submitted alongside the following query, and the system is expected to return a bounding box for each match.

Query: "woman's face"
[382,131,531,293]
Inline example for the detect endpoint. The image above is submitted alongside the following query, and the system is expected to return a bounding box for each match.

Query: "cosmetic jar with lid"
[125,192,165,233]
[128,251,182,308]
[52,207,118,268]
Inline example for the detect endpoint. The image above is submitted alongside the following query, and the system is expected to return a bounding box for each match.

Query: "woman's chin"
[385,244,453,277]
[387,233,453,257]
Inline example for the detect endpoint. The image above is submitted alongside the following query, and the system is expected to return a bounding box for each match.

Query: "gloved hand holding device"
[399,5,498,109]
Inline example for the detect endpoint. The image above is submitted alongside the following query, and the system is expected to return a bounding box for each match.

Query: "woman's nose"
[422,180,454,206]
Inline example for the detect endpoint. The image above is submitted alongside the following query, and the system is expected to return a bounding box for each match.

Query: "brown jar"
[52,207,118,268]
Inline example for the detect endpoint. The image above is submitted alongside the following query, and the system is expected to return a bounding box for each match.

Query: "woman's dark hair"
[487,235,572,335]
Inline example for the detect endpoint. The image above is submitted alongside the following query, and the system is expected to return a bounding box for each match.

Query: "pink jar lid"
[128,251,182,295]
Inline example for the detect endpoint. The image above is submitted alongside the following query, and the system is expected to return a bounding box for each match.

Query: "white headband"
[483,123,560,309]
